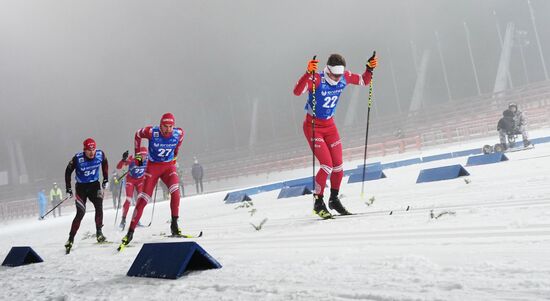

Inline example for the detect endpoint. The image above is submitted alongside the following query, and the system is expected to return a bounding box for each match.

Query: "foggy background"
[1,0,549,200]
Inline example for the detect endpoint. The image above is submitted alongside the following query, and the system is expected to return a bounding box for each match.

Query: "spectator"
[191,157,204,194]
[38,189,47,220]
[49,182,63,217]
[110,172,123,209]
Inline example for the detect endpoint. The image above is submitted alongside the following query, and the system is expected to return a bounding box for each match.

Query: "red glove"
[307,59,319,73]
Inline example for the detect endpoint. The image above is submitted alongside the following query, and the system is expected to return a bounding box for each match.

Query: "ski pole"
[311,55,317,198]
[361,51,376,198]
[113,178,125,227]
[40,195,71,219]
[145,182,158,227]
[112,166,136,226]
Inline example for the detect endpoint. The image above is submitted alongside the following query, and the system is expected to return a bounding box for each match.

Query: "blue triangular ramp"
[452,148,482,158]
[346,162,383,177]
[356,162,382,171]
[282,177,317,191]
[422,153,453,163]
[466,153,509,166]
[127,242,222,280]
[347,170,387,183]
[224,192,252,204]
[277,185,312,199]
[416,164,470,183]
[2,246,43,267]
[532,136,550,144]
[381,157,422,169]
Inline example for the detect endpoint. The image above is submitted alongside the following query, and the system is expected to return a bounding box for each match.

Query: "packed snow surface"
[2,135,550,301]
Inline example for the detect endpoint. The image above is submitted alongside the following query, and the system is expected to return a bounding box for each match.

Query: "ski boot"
[119,218,126,231]
[64,238,73,254]
[96,229,107,243]
[313,195,332,219]
[328,189,351,215]
[523,139,532,148]
[171,216,183,236]
[117,230,133,252]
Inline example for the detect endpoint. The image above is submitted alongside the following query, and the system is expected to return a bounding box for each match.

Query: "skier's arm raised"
[134,126,153,157]
[173,128,185,160]
[343,53,377,86]
[293,58,321,96]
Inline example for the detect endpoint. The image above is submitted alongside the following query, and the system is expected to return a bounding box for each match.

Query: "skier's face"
[509,106,517,112]
[84,149,96,159]
[160,123,174,136]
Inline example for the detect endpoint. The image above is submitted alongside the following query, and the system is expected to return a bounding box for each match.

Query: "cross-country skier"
[293,53,378,218]
[64,138,109,253]
[119,147,148,230]
[118,113,184,250]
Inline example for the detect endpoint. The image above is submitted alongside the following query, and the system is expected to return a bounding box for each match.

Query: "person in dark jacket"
[191,157,204,194]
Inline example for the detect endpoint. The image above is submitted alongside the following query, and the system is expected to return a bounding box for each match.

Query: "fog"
[1,0,549,195]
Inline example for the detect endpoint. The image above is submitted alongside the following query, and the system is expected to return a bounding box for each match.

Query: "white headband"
[327,65,345,75]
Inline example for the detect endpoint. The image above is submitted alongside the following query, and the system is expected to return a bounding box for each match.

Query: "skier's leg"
[199,178,203,193]
[160,165,181,218]
[129,167,160,231]
[89,182,104,232]
[303,122,332,197]
[122,181,134,219]
[325,127,343,191]
[69,185,87,241]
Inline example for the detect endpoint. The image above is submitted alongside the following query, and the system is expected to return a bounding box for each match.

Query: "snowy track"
[1,137,550,300]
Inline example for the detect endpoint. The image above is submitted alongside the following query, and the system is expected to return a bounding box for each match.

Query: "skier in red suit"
[293,53,378,218]
[118,113,184,250]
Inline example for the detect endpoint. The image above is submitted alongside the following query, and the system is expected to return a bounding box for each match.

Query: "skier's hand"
[122,150,129,161]
[307,59,319,74]
[102,179,109,190]
[366,52,378,71]
[66,188,73,198]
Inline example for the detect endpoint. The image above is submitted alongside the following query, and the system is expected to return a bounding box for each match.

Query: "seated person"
[507,103,531,147]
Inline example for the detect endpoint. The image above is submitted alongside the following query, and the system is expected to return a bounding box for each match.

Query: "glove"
[307,59,319,74]
[135,154,143,166]
[66,187,73,198]
[122,150,129,161]
[102,179,109,190]
[366,52,378,71]
[114,178,119,185]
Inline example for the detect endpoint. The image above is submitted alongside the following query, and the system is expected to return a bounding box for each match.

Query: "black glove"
[122,150,129,161]
[66,187,73,198]
[102,179,109,190]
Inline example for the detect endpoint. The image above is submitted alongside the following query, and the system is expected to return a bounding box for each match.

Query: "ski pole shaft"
[311,55,317,197]
[146,183,158,227]
[113,179,125,227]
[40,195,71,219]
[361,51,376,198]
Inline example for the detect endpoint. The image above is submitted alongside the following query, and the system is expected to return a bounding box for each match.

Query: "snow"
[2,134,550,300]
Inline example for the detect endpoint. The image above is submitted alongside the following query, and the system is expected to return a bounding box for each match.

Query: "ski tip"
[197,231,203,237]
[389,211,393,215]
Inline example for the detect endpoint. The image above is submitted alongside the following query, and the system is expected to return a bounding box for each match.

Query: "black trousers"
[69,181,104,239]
